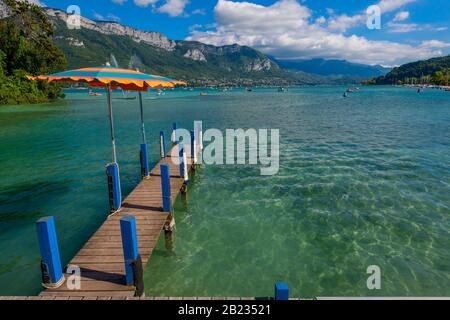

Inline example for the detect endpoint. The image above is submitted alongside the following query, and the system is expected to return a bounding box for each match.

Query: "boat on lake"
[89,90,102,97]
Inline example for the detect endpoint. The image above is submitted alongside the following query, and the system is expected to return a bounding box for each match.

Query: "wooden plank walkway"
[40,144,194,298]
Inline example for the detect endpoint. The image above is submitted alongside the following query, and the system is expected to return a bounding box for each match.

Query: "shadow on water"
[0,180,71,222]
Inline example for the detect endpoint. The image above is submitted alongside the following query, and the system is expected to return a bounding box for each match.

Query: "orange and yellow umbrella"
[31,66,186,163]
[31,66,185,90]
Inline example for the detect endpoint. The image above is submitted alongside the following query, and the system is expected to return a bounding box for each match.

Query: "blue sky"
[38,0,450,65]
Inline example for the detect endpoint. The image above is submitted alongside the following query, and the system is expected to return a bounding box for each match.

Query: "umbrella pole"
[139,91,146,144]
[107,84,118,163]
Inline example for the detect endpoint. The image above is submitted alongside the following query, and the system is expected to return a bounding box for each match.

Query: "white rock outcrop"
[183,49,207,62]
[45,8,176,51]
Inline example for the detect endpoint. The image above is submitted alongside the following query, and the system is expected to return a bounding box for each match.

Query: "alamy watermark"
[66,5,81,30]
[367,265,382,290]
[170,122,280,176]
[366,5,381,30]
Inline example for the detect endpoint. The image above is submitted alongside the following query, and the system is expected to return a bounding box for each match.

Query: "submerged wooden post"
[36,217,65,289]
[275,282,289,300]
[140,143,150,178]
[160,131,166,159]
[120,216,144,296]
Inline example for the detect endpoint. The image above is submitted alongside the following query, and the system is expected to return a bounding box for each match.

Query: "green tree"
[0,0,67,105]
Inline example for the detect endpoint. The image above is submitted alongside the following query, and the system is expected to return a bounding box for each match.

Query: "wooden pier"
[40,144,194,298]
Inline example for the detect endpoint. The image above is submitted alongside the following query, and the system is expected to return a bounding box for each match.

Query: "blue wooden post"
[140,143,150,178]
[106,163,121,212]
[120,216,139,286]
[160,131,166,159]
[179,143,185,178]
[275,282,289,300]
[172,122,178,144]
[36,217,64,288]
[161,164,171,212]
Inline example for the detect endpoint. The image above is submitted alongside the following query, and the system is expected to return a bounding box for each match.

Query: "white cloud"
[420,40,450,49]
[377,0,415,12]
[187,0,444,65]
[93,12,121,22]
[387,22,447,33]
[327,0,416,32]
[192,8,206,16]
[393,11,409,21]
[112,0,127,5]
[158,0,189,17]
[130,0,189,17]
[315,16,326,25]
[327,13,365,32]
[133,0,158,7]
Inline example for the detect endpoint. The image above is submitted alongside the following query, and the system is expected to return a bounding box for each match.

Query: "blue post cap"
[275,282,289,300]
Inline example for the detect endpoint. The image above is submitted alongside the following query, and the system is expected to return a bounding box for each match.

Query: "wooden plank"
[41,144,197,298]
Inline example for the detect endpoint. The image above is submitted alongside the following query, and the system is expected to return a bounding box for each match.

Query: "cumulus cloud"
[187,0,444,65]
[157,0,189,17]
[327,0,416,32]
[125,0,189,17]
[133,0,158,7]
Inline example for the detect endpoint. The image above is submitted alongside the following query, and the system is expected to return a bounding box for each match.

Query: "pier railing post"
[36,216,65,289]
[106,163,121,213]
[120,216,144,296]
[160,164,171,212]
[140,143,150,178]
[171,122,178,144]
[179,143,185,178]
[190,130,197,166]
[274,282,289,300]
[160,131,166,159]
[179,143,189,194]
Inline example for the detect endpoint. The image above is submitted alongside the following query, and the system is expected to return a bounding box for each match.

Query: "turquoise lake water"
[0,86,449,297]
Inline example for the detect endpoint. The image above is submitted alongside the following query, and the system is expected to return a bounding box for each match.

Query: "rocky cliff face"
[244,58,273,72]
[183,49,207,62]
[45,8,176,51]
[176,41,274,71]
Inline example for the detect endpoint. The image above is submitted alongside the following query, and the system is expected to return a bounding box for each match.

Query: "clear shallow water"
[0,86,449,297]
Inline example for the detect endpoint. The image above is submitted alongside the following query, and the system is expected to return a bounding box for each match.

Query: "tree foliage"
[0,0,67,105]
[372,55,450,85]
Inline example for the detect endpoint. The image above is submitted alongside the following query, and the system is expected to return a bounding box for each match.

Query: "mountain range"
[0,1,392,85]
[276,58,391,81]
